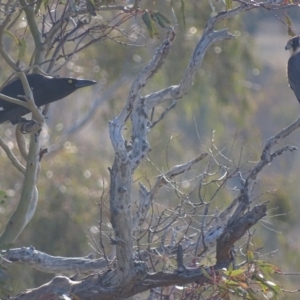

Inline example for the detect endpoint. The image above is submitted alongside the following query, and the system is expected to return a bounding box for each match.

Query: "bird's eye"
[68,79,72,83]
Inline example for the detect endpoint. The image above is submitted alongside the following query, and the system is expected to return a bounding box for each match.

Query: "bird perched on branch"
[285,36,300,103]
[0,73,96,124]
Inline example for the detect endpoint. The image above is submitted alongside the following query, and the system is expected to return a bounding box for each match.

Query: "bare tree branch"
[2,1,299,299]
[1,246,107,275]
[0,136,40,244]
[0,137,25,174]
[133,153,208,236]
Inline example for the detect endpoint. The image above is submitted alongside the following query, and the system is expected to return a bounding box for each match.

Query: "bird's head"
[285,36,300,55]
[50,77,96,92]
[43,76,97,102]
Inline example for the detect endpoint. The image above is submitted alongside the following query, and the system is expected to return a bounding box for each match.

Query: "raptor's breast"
[287,54,300,87]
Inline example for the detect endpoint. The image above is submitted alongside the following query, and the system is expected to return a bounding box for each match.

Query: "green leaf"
[247,250,254,262]
[227,262,233,273]
[206,255,213,264]
[256,261,279,278]
[248,289,259,300]
[180,0,186,30]
[35,0,43,13]
[0,190,7,199]
[200,267,212,280]
[264,280,281,295]
[226,269,245,277]
[86,0,97,16]
[224,280,240,287]
[0,190,7,205]
[285,14,296,37]
[17,38,26,59]
[225,0,232,9]
[3,30,17,41]
[152,12,170,28]
[43,0,49,9]
[2,31,26,60]
[231,287,248,297]
[142,11,158,38]
[264,280,276,287]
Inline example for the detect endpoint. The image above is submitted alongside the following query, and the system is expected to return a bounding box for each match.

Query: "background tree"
[0,0,299,299]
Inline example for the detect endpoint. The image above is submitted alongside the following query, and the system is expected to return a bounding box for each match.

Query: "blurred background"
[0,0,299,296]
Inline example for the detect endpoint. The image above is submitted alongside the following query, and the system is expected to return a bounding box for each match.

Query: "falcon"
[285,36,300,103]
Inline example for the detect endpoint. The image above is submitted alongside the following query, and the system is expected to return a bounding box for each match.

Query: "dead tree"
[0,1,298,299]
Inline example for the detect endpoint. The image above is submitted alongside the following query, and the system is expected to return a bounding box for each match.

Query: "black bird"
[0,73,96,124]
[285,36,300,103]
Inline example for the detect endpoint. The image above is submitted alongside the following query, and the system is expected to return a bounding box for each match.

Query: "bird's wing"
[0,97,18,110]
[0,106,30,124]
[288,55,300,103]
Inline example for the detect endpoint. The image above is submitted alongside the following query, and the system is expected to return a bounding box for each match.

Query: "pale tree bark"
[0,1,298,299]
[0,0,137,243]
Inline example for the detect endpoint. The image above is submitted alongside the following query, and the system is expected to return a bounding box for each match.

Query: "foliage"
[186,258,282,300]
[0,0,299,299]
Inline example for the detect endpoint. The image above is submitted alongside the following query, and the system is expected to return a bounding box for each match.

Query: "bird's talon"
[20,120,37,134]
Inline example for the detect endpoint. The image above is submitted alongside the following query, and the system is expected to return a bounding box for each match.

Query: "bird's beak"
[75,79,97,89]
[285,43,291,51]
